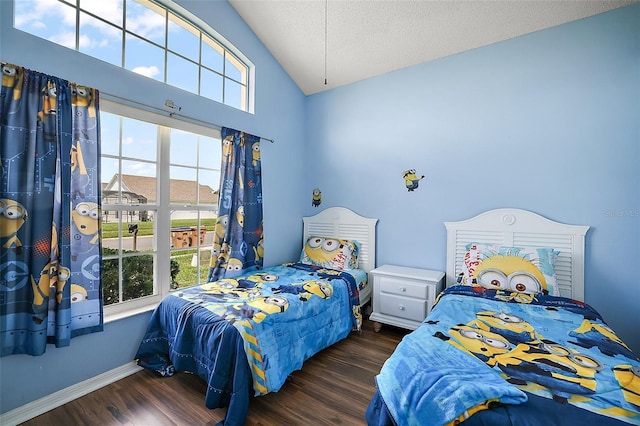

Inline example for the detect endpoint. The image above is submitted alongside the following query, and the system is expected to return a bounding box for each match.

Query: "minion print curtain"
[0,64,103,356]
[208,127,263,282]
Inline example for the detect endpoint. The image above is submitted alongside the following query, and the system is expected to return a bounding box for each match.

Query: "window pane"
[121,116,157,161]
[167,52,199,94]
[202,35,223,73]
[201,69,223,103]
[169,129,197,167]
[102,258,120,305]
[125,33,164,82]
[80,0,123,27]
[224,78,244,110]
[120,160,157,202]
[225,54,246,83]
[170,166,197,204]
[199,170,220,204]
[15,0,77,49]
[79,12,123,67]
[170,210,213,288]
[125,0,166,46]
[100,112,121,156]
[101,157,120,199]
[198,135,221,170]
[167,12,199,62]
[122,254,155,301]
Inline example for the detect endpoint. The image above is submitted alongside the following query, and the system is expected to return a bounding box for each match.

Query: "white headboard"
[302,207,378,272]
[444,208,589,301]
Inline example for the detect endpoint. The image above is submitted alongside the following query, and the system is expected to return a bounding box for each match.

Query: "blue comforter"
[135,262,363,425]
[371,286,640,425]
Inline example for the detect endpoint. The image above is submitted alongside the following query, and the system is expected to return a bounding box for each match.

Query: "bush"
[102,248,179,305]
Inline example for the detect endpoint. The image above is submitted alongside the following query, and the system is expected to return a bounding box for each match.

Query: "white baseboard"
[0,362,142,426]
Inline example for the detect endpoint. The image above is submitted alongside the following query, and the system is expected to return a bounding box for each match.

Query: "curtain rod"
[100,91,274,143]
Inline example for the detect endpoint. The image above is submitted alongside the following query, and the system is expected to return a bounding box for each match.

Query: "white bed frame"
[444,208,589,301]
[303,207,378,305]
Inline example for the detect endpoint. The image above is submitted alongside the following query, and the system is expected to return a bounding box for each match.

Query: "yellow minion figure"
[303,237,342,264]
[312,188,322,207]
[436,324,511,366]
[473,255,548,295]
[0,198,27,252]
[300,280,333,300]
[468,311,538,344]
[70,201,100,261]
[246,296,289,323]
[403,169,424,192]
[2,63,24,100]
[252,141,261,167]
[613,365,640,408]
[70,284,88,303]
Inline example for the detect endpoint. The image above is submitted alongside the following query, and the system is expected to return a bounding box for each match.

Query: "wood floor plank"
[20,320,407,426]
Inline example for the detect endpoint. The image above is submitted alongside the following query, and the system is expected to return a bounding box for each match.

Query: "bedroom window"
[13,0,252,112]
[100,100,220,317]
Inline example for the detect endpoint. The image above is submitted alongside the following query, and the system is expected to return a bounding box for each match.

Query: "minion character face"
[0,198,28,249]
[247,296,289,315]
[71,202,100,236]
[301,280,333,299]
[71,85,96,117]
[402,169,424,192]
[70,284,88,303]
[226,257,243,274]
[304,237,342,264]
[253,235,264,263]
[613,365,640,408]
[2,63,24,100]
[215,215,229,240]
[448,324,511,364]
[494,341,603,399]
[202,278,239,291]
[246,273,278,286]
[38,81,58,120]
[252,142,260,166]
[473,311,537,344]
[474,255,547,294]
[222,135,234,163]
[236,205,244,228]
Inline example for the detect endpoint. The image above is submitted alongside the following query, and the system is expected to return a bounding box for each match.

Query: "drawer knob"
[398,305,405,310]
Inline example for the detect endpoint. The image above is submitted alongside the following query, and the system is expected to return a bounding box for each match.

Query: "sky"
[14,0,227,193]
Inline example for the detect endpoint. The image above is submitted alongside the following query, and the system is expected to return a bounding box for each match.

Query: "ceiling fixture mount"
[324,0,328,86]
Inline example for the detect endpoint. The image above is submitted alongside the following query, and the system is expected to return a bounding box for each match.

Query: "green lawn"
[101,218,217,239]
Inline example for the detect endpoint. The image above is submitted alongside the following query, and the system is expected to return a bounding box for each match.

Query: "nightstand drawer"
[379,294,427,322]
[378,276,429,299]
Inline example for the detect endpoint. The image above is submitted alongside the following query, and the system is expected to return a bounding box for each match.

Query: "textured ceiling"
[229,0,637,95]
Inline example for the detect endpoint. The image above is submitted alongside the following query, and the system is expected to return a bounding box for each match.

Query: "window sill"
[104,302,158,324]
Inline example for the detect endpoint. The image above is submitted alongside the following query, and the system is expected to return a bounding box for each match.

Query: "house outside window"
[13,0,253,112]
[100,100,221,318]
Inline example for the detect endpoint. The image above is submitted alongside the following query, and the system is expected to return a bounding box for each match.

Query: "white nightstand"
[369,265,445,332]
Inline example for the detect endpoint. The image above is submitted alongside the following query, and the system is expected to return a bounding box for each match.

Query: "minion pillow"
[300,236,360,271]
[459,243,560,296]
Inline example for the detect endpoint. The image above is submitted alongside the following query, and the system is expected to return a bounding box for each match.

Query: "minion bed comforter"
[135,262,364,426]
[366,286,640,426]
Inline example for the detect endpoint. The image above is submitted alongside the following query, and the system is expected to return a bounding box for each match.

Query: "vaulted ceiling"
[229,0,637,95]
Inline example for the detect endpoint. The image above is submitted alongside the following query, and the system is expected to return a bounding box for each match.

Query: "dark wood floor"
[21,319,408,426]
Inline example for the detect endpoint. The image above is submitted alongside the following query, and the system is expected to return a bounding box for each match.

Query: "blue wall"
[305,5,639,353]
[0,0,307,414]
[0,0,638,415]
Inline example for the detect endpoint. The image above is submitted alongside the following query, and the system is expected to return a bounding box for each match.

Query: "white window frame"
[12,0,255,113]
[101,99,221,321]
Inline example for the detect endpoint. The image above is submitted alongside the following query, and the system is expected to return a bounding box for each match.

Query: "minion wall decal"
[312,188,322,207]
[402,169,425,191]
